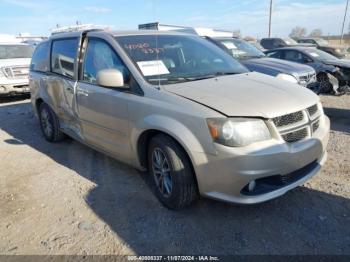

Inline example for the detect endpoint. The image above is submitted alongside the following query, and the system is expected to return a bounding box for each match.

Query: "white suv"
[0,43,33,96]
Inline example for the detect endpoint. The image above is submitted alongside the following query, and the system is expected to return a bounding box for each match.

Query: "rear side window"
[30,41,50,72]
[51,38,78,78]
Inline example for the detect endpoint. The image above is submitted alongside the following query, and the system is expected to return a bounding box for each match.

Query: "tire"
[317,73,335,94]
[38,103,65,142]
[148,134,198,209]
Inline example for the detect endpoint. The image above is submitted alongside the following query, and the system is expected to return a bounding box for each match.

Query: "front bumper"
[192,115,330,204]
[0,82,30,96]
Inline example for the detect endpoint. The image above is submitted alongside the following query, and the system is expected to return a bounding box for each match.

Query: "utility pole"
[268,0,273,37]
[341,0,349,44]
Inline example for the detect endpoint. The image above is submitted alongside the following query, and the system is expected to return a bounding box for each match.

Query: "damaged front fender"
[326,73,340,94]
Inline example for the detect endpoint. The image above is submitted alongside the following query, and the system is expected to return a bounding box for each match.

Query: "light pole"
[341,0,349,44]
[268,0,273,37]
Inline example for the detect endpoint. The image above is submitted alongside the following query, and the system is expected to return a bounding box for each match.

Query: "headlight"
[335,48,341,53]
[206,118,271,147]
[276,73,298,84]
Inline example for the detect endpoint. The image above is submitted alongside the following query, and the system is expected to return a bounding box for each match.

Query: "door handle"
[66,86,74,94]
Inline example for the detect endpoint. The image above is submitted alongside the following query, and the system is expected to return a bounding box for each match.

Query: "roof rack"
[51,24,112,35]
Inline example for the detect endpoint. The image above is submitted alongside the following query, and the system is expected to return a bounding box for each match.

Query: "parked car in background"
[260,37,316,50]
[0,42,33,96]
[205,37,318,89]
[22,39,42,48]
[265,47,350,94]
[297,38,347,59]
[247,40,266,52]
[30,29,329,209]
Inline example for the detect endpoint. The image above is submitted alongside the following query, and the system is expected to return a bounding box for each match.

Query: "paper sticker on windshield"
[136,60,170,76]
[222,41,237,49]
[309,52,319,57]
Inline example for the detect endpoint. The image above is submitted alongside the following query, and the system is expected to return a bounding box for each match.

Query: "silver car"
[29,30,330,209]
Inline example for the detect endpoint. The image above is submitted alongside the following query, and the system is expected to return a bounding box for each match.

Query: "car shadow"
[0,101,349,255]
[324,107,350,134]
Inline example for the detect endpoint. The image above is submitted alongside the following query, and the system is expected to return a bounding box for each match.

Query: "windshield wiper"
[213,72,240,76]
[148,72,239,84]
[240,54,264,59]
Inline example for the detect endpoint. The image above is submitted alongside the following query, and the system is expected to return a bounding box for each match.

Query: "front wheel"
[317,73,335,94]
[148,134,198,209]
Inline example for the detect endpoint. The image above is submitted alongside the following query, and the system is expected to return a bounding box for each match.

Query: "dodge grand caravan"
[30,30,330,209]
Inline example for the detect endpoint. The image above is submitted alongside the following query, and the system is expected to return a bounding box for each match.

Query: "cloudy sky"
[0,0,347,37]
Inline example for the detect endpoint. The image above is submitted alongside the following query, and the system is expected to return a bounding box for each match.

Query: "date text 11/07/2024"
[127,256,220,261]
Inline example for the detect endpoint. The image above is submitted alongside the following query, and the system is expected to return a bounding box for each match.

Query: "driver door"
[76,37,131,162]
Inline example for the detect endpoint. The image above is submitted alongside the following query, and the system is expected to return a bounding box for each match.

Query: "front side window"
[284,50,306,63]
[51,38,78,78]
[115,34,248,85]
[0,45,33,59]
[83,39,129,85]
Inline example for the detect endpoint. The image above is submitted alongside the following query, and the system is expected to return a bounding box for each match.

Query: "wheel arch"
[35,98,44,114]
[136,128,200,192]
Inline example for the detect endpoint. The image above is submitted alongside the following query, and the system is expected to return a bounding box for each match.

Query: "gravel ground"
[0,94,349,255]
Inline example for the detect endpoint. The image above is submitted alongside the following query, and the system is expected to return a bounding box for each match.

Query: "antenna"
[152,0,161,89]
[268,0,273,37]
[341,0,349,44]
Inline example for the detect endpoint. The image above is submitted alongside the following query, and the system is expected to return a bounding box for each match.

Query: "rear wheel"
[148,134,198,209]
[38,103,65,142]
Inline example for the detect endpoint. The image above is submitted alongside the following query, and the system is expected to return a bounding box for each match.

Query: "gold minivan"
[30,29,329,209]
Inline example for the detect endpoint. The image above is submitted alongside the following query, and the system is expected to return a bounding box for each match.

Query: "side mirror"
[96,69,126,88]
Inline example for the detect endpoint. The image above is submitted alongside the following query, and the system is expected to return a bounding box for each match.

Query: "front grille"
[2,66,29,79]
[273,103,322,144]
[312,120,320,132]
[307,104,318,117]
[273,111,304,128]
[282,128,308,143]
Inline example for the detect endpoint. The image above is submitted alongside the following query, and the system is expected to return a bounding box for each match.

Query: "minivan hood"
[242,57,314,75]
[0,58,31,68]
[164,72,319,118]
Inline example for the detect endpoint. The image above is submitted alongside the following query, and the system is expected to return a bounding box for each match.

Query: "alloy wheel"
[151,147,173,198]
[40,108,53,138]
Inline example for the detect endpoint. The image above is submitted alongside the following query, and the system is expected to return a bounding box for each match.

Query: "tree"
[289,26,307,38]
[309,29,323,37]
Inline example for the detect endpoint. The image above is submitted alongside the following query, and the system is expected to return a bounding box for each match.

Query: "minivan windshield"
[216,38,265,59]
[115,34,248,84]
[0,45,33,59]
